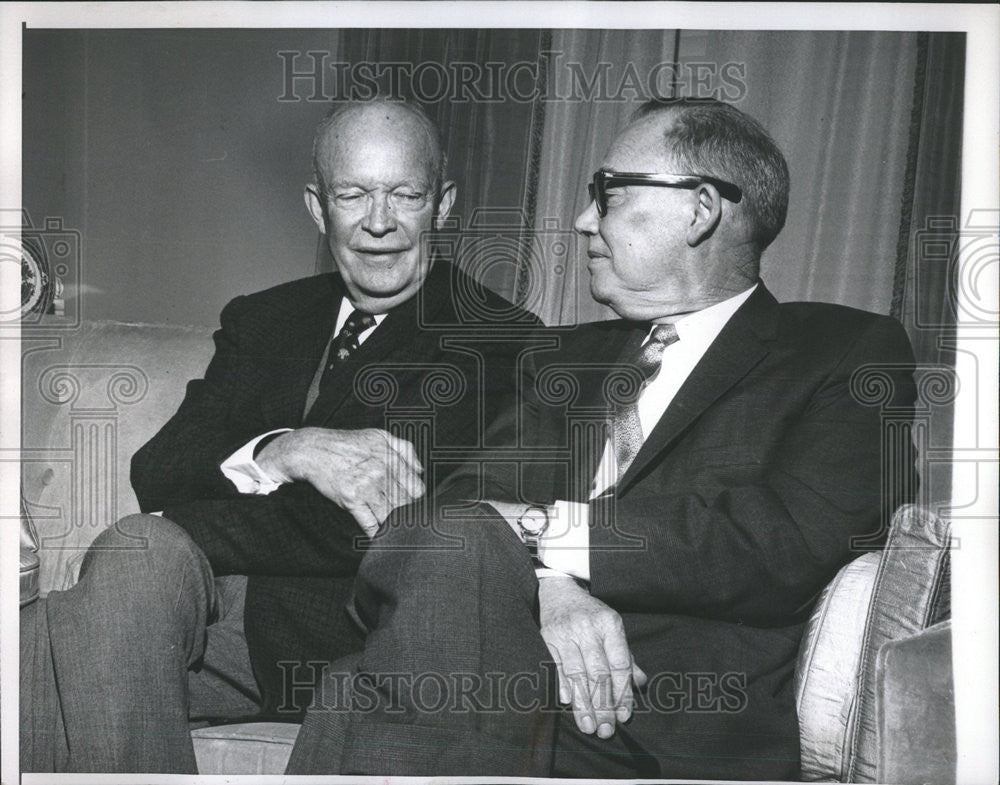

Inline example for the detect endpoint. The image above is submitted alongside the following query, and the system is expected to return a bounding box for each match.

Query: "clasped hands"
[257,430,644,739]
[256,426,424,538]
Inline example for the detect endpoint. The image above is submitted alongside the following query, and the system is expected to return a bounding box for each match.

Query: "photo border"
[2,3,996,784]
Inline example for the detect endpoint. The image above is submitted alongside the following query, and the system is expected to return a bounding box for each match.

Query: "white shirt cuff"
[538,500,590,582]
[220,429,292,495]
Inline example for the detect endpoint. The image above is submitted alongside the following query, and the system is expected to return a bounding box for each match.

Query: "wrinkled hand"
[538,575,647,739]
[256,427,424,537]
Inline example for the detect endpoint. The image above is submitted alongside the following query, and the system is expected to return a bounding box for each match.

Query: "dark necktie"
[612,323,679,480]
[317,309,376,398]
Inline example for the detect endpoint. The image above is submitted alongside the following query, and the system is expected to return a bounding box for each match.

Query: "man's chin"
[345,276,424,312]
[590,287,645,320]
[589,283,615,308]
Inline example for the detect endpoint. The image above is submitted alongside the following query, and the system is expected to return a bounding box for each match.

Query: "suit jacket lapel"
[300,309,408,427]
[539,320,641,502]
[617,284,780,494]
[259,275,342,428]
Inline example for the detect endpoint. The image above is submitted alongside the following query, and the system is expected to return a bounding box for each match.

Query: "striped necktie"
[612,323,679,480]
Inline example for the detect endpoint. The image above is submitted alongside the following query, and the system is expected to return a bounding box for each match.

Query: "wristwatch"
[516,504,550,560]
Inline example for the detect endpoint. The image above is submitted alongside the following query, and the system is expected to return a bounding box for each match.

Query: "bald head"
[312,100,447,198]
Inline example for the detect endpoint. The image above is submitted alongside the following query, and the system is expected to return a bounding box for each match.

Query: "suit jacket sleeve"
[158,485,368,577]
[129,293,367,575]
[586,315,918,626]
[435,336,555,505]
[131,295,262,511]
[131,278,539,577]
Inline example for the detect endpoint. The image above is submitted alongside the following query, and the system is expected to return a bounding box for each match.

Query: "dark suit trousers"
[20,514,262,773]
[287,503,665,778]
[286,503,555,776]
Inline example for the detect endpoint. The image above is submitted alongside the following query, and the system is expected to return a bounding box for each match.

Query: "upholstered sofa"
[19,318,956,780]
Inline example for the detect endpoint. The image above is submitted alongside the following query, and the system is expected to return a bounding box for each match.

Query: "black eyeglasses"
[587,169,743,217]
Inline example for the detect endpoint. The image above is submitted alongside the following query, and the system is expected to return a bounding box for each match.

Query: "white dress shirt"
[537,285,758,581]
[220,298,386,494]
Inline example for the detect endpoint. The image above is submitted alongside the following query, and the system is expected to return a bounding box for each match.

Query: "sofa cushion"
[796,551,880,781]
[192,722,300,775]
[21,319,215,594]
[20,494,41,606]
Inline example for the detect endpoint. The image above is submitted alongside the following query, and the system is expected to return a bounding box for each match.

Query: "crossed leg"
[20,514,261,773]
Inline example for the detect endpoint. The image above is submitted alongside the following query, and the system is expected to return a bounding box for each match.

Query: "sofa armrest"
[795,505,953,782]
[876,621,954,785]
[21,320,216,595]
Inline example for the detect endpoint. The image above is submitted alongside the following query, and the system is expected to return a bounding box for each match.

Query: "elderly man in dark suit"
[287,98,917,779]
[20,99,537,773]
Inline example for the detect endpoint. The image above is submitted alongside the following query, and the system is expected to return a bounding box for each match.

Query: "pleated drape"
[528,30,680,325]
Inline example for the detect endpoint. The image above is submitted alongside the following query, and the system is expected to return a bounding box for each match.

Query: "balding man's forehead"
[317,106,437,164]
[313,122,437,193]
[604,116,680,171]
[318,123,435,162]
[322,104,436,144]
[311,100,447,195]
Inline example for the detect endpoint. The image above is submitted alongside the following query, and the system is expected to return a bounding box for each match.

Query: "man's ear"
[434,181,457,229]
[686,183,723,246]
[304,184,327,234]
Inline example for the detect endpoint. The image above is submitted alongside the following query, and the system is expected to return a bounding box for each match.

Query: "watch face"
[20,240,51,317]
[519,508,548,536]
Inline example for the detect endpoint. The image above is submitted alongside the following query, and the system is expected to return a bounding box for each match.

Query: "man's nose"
[361,194,398,235]
[573,199,599,235]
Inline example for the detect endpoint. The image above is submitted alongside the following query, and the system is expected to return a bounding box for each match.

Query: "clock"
[20,237,52,318]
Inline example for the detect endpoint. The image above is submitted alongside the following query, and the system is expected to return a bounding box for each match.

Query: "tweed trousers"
[286,502,556,775]
[20,514,262,773]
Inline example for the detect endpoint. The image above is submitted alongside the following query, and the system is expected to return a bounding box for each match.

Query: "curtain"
[896,33,965,505]
[679,31,920,313]
[528,30,679,325]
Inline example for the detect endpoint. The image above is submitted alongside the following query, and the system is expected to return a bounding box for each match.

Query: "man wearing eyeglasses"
[288,98,917,779]
[21,98,539,773]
